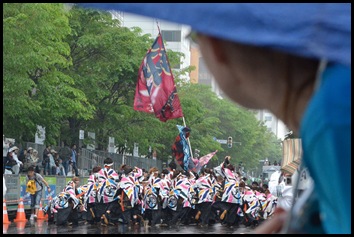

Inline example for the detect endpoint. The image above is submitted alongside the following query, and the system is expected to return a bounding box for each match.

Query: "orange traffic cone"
[16,221,26,234]
[3,223,10,234]
[3,199,11,224]
[37,201,47,220]
[36,219,45,234]
[14,198,27,222]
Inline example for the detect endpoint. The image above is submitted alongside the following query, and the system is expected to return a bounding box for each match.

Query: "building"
[114,11,191,82]
[255,110,289,140]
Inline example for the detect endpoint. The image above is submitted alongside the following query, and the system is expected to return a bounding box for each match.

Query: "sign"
[35,125,45,145]
[133,143,139,157]
[87,132,96,150]
[216,139,227,144]
[108,136,115,153]
[79,130,84,140]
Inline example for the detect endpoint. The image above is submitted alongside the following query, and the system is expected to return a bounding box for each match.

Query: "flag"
[172,125,192,172]
[194,150,218,174]
[134,31,183,122]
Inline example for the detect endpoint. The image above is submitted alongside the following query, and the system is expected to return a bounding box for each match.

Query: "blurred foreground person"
[77,3,351,234]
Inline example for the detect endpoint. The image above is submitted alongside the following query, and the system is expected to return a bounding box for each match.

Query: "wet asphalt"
[3,219,254,234]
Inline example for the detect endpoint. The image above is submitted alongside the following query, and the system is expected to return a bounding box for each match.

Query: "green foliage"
[3,3,94,144]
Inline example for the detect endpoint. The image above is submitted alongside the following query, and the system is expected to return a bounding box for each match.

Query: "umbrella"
[76,3,351,66]
[281,138,302,175]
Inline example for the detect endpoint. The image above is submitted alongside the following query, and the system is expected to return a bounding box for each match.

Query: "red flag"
[134,31,183,122]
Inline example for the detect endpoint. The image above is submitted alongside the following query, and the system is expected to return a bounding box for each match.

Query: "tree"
[3,3,94,145]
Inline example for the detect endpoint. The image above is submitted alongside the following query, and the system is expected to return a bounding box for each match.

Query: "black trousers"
[169,200,191,226]
[196,202,213,225]
[56,207,78,226]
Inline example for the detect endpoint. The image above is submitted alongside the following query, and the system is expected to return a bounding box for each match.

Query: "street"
[3,219,254,234]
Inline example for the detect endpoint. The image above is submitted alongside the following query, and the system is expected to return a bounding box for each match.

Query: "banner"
[194,150,218,174]
[282,138,302,175]
[35,125,45,145]
[134,31,183,122]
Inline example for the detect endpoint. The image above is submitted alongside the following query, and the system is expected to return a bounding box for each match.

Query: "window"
[161,30,181,42]
[265,115,272,121]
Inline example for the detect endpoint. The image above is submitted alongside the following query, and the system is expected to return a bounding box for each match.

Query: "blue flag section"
[172,125,193,172]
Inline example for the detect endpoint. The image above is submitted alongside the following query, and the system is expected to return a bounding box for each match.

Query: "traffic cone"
[3,199,11,224]
[3,224,10,234]
[37,201,47,220]
[16,221,26,234]
[14,198,27,222]
[36,219,45,234]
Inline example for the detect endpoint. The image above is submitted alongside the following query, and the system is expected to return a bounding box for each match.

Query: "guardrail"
[24,142,163,173]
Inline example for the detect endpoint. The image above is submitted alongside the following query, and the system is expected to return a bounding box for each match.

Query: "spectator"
[42,145,51,175]
[26,166,51,220]
[58,142,71,177]
[31,149,41,174]
[18,146,27,172]
[91,154,98,172]
[49,149,57,175]
[7,146,22,175]
[3,135,9,173]
[70,144,79,177]
[23,147,33,171]
[56,158,66,176]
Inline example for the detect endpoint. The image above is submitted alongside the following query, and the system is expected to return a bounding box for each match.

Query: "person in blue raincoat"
[77,3,351,234]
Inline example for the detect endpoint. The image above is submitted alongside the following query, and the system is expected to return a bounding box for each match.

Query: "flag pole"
[155,22,193,159]
[182,116,194,159]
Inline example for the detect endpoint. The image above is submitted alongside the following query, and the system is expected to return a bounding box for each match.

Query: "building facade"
[114,11,191,82]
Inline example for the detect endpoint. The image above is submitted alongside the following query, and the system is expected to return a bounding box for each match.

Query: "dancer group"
[44,156,278,228]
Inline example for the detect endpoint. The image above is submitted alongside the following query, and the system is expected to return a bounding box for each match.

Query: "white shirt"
[3,140,9,157]
[49,154,56,167]
[12,153,22,166]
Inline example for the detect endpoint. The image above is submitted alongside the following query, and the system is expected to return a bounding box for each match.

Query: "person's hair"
[168,161,177,170]
[252,181,259,186]
[27,166,35,172]
[262,184,269,189]
[123,165,133,175]
[226,163,235,171]
[149,167,159,174]
[172,170,181,179]
[239,181,246,188]
[103,157,113,165]
[162,168,169,175]
[92,166,101,173]
[72,176,80,182]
